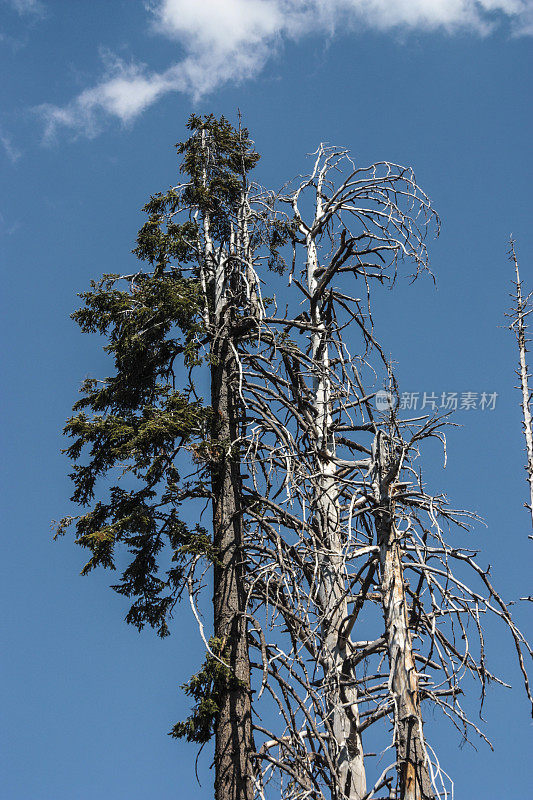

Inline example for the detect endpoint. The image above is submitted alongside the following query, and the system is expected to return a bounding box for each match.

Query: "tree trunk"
[315,473,367,800]
[510,240,533,528]
[306,210,366,799]
[372,431,435,800]
[211,327,254,800]
[200,125,254,800]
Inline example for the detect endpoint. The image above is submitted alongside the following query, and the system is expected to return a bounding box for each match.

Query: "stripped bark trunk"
[239,190,262,321]
[372,431,435,800]
[509,240,533,528]
[304,183,366,799]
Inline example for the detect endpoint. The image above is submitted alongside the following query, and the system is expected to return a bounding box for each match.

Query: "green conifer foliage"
[57,115,258,651]
[57,264,212,636]
[169,636,242,744]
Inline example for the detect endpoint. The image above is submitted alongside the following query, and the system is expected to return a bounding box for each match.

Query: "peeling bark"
[372,431,435,800]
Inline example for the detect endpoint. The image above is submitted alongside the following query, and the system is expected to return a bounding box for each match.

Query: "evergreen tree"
[58,114,265,800]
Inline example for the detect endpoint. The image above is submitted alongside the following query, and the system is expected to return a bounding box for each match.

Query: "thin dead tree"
[365,400,533,799]
[507,237,533,530]
[371,423,435,800]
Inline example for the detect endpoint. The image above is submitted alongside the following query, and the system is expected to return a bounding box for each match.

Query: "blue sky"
[1,1,532,798]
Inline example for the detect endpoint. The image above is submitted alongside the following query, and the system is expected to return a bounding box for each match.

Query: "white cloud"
[331,0,531,32]
[38,0,533,138]
[0,126,21,162]
[37,55,182,140]
[153,0,283,49]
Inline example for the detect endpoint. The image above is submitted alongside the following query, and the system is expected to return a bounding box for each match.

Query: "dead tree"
[237,148,533,800]
[237,148,438,798]
[507,237,533,530]
[371,425,435,800]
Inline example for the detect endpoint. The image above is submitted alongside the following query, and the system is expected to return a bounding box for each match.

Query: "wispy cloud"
[37,0,533,138]
[4,0,45,17]
[0,125,21,162]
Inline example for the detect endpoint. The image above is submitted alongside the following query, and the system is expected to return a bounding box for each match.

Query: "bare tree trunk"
[315,482,367,800]
[509,239,533,528]
[305,185,366,799]
[372,431,435,800]
[239,190,262,321]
